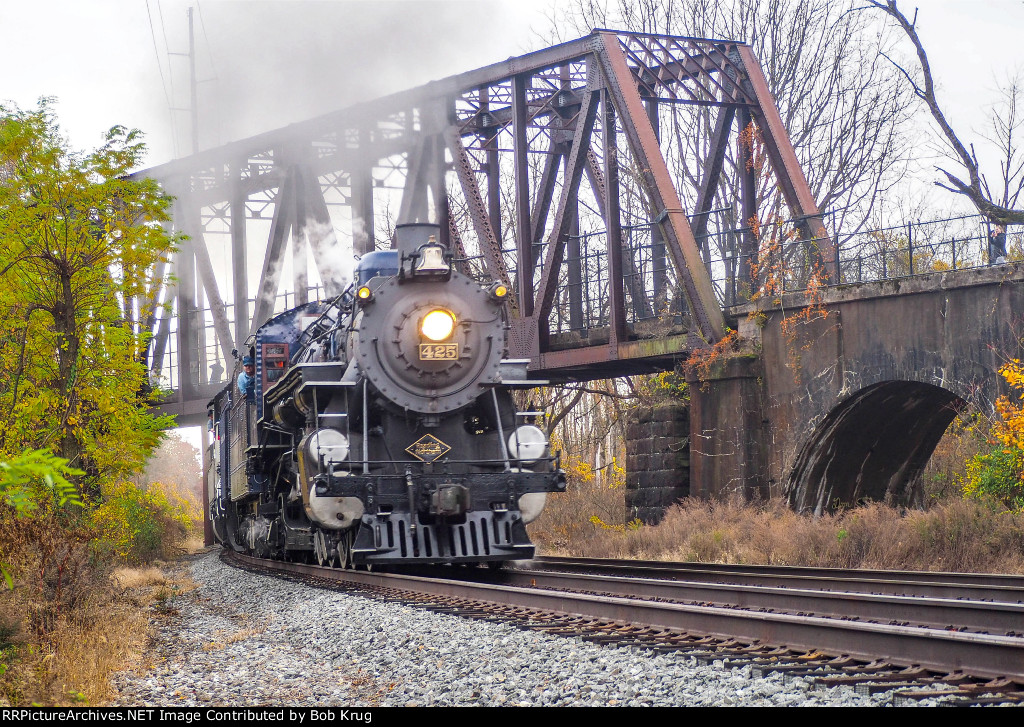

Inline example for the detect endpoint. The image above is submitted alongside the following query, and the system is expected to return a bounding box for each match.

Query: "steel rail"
[495,569,1024,634]
[527,556,1024,602]
[226,551,1024,682]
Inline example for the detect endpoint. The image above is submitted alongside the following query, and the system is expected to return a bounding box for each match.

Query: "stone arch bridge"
[699,264,1024,514]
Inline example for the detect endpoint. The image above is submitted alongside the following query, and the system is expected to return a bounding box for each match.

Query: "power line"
[155,0,182,156]
[196,0,221,147]
[195,1,220,81]
[145,0,179,158]
[155,0,177,103]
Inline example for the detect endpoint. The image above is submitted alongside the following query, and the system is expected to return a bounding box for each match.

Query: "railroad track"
[224,551,1024,705]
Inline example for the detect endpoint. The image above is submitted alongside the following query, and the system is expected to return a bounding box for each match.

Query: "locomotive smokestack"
[394,222,444,260]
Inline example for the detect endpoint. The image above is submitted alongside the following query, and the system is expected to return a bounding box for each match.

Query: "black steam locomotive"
[206,223,565,567]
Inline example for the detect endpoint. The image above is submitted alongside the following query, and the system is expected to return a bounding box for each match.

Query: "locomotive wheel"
[313,529,331,567]
[337,529,355,570]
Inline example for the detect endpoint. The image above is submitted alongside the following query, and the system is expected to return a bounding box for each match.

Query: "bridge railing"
[158,211,1015,395]
[701,212,1020,305]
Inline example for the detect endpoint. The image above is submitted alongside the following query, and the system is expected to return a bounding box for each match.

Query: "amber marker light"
[356,286,373,302]
[421,309,456,341]
[489,282,509,300]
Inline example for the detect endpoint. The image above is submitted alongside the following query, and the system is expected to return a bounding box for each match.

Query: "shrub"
[91,480,200,564]
[962,361,1024,510]
[528,438,628,551]
[963,444,1024,511]
[533,494,1024,573]
[920,413,991,505]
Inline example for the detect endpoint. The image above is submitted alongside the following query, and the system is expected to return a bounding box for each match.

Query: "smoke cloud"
[181,1,540,156]
[306,218,352,295]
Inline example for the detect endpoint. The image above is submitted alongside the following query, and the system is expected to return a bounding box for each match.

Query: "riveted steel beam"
[597,31,726,344]
[534,88,599,320]
[444,124,514,298]
[251,165,295,333]
[735,45,834,280]
[140,29,834,407]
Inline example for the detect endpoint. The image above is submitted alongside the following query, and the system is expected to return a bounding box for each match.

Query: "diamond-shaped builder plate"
[405,433,451,462]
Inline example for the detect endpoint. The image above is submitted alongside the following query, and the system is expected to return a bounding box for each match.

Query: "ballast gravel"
[108,550,949,707]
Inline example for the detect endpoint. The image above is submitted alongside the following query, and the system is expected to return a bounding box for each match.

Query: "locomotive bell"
[394,223,446,276]
[413,240,449,276]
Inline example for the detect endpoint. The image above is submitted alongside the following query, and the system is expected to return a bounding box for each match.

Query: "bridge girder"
[138,30,827,423]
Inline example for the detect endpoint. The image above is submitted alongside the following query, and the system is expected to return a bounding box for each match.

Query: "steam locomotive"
[206,223,565,568]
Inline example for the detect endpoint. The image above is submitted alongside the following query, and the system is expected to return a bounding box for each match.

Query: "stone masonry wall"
[625,403,690,524]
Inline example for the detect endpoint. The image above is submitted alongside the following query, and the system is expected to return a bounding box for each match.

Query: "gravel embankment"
[109,550,948,706]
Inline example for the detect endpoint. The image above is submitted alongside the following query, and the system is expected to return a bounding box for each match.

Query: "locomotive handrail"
[325,456,561,469]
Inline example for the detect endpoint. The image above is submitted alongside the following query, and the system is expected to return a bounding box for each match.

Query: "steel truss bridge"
[139,30,831,426]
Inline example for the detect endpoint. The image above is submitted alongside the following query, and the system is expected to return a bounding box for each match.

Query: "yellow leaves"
[569,458,595,484]
[589,515,643,533]
[962,361,1024,510]
[991,360,1024,453]
[91,480,200,563]
[634,370,688,402]
[0,100,176,478]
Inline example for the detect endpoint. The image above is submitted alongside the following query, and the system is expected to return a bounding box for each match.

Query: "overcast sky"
[1,0,1021,173]
[2,0,550,165]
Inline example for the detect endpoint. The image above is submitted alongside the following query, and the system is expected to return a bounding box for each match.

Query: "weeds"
[534,494,1024,573]
[528,445,627,552]
[0,476,202,706]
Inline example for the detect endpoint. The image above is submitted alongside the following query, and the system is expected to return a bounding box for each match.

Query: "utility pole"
[188,6,199,154]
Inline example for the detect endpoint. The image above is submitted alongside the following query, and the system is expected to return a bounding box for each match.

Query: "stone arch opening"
[788,380,967,514]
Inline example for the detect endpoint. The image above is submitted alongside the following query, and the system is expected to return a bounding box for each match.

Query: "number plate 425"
[419,343,459,360]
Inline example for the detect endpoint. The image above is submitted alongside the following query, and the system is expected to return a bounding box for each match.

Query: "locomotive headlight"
[507,425,547,464]
[421,309,456,341]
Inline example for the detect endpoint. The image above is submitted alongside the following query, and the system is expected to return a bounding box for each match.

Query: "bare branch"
[869,0,1024,225]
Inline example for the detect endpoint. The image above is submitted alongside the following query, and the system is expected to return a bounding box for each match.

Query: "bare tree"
[525,1,918,475]
[982,75,1024,215]
[542,0,917,258]
[867,0,1024,225]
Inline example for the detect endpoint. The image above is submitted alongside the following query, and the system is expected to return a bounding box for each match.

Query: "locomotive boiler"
[206,223,565,567]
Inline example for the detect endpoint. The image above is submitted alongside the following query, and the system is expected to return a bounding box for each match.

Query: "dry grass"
[181,533,206,555]
[0,557,203,706]
[112,566,168,590]
[0,568,152,706]
[0,508,203,706]
[202,623,268,652]
[31,602,151,706]
[531,408,1024,573]
[534,494,1024,573]
[528,466,627,552]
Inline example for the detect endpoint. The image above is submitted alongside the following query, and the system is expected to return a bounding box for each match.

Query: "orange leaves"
[993,361,1024,453]
[685,327,741,386]
[963,360,1024,510]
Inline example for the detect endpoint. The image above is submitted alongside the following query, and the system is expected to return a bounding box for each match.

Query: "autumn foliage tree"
[0,100,178,491]
[963,361,1024,511]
